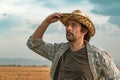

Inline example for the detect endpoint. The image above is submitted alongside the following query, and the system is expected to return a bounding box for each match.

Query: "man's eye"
[65,23,69,26]
[71,23,76,27]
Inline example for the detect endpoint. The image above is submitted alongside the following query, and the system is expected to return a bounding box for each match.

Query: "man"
[27,10,120,80]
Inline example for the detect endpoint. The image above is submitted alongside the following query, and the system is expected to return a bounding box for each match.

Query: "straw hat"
[60,10,95,37]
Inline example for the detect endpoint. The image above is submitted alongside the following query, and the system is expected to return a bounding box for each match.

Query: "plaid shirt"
[27,37,120,80]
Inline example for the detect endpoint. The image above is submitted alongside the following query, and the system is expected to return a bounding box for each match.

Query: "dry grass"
[118,67,120,71]
[0,66,120,80]
[0,66,51,80]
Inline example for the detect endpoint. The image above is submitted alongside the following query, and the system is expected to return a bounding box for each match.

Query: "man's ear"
[83,30,88,35]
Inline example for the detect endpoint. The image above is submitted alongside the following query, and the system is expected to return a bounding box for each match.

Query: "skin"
[32,13,87,52]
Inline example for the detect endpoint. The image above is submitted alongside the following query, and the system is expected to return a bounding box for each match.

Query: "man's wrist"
[44,18,51,25]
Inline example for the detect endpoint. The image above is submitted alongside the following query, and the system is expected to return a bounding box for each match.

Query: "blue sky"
[0,0,120,63]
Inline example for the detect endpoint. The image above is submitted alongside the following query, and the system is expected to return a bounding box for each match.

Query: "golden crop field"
[0,66,120,80]
[0,66,51,80]
[119,67,120,71]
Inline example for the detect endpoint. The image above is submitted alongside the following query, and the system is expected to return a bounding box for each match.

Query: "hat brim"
[60,13,95,37]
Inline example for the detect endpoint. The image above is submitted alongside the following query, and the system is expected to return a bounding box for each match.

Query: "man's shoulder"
[88,43,110,58]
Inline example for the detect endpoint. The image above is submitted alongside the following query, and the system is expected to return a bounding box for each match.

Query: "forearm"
[31,13,62,40]
[31,19,50,39]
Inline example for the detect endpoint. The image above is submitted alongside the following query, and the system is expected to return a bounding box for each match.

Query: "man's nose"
[66,25,72,31]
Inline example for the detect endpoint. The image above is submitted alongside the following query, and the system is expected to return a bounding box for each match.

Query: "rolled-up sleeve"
[26,36,59,61]
[102,51,120,80]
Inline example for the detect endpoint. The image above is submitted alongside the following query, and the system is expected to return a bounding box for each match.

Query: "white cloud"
[86,12,120,35]
[0,0,26,14]
[0,0,54,23]
[91,14,110,25]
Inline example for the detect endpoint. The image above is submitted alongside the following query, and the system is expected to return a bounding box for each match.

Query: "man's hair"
[80,23,91,42]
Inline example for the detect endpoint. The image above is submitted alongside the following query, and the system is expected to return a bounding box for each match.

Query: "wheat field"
[0,66,120,80]
[0,66,51,80]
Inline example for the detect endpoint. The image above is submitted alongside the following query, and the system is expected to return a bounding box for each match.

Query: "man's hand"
[45,13,63,24]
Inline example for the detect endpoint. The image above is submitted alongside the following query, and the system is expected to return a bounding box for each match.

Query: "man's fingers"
[54,13,63,19]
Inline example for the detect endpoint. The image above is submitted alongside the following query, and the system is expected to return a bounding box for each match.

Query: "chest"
[59,48,90,72]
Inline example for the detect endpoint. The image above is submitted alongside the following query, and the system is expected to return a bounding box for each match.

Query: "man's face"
[65,20,86,42]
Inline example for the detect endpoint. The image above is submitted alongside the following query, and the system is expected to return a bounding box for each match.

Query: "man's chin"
[66,38,75,42]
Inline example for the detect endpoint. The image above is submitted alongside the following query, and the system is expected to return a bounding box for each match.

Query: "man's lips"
[67,32,74,36]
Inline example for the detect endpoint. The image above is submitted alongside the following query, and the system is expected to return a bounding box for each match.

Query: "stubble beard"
[66,32,75,42]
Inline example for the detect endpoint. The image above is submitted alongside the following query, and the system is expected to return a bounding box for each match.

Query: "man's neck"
[70,39,85,52]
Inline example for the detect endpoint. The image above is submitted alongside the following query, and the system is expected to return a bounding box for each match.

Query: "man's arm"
[27,13,63,61]
[32,13,63,39]
[102,51,120,80]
